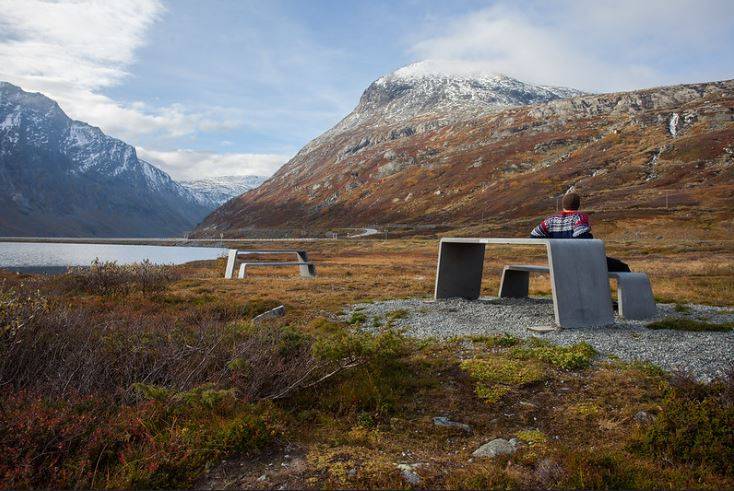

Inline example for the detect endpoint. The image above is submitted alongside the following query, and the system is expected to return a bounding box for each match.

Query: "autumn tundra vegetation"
[0,236,732,489]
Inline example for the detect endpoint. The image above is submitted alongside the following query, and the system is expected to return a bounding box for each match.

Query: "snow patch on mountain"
[296,61,587,159]
[179,175,266,208]
[320,62,586,138]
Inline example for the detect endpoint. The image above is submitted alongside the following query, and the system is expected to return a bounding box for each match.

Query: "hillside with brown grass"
[194,77,734,238]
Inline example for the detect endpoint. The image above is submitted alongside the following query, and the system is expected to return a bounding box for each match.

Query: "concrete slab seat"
[224,249,316,279]
[499,264,656,321]
[237,261,316,279]
[435,238,620,329]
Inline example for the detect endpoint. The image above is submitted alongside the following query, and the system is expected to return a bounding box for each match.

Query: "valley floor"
[1,238,733,489]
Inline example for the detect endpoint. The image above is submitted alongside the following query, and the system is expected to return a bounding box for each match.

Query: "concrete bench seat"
[499,264,656,320]
[237,261,316,278]
[225,249,315,279]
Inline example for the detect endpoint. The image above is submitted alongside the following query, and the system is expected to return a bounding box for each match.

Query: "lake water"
[0,242,227,273]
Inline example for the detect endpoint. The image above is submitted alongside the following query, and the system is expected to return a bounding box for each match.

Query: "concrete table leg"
[224,249,237,279]
[615,273,656,320]
[546,241,614,328]
[434,242,486,299]
[498,268,530,298]
[296,251,315,277]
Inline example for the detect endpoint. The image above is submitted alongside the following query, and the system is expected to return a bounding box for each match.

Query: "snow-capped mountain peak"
[295,61,587,156]
[179,175,266,208]
[379,59,508,83]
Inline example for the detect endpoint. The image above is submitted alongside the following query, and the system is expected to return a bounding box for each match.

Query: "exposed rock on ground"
[472,438,518,458]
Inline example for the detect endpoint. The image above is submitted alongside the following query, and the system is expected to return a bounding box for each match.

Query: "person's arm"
[530,219,549,238]
[572,213,593,238]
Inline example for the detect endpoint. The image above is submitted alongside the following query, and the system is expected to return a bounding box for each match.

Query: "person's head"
[562,192,581,211]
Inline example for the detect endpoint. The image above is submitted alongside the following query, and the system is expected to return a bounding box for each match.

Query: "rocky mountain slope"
[195,65,734,238]
[0,82,210,237]
[180,175,266,209]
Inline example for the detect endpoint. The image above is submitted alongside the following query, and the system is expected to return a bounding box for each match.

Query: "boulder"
[633,410,655,424]
[396,464,421,485]
[472,438,517,458]
[433,416,472,433]
[253,305,286,323]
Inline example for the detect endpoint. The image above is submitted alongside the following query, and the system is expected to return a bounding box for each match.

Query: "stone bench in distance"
[238,261,316,279]
[224,249,316,279]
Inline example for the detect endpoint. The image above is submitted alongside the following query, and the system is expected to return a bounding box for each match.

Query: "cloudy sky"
[1,0,732,179]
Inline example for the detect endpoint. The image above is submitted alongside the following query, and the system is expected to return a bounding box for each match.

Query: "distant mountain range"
[0,82,265,237]
[195,63,734,237]
[179,175,266,208]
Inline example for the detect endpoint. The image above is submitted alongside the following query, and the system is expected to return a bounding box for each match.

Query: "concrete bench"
[224,249,315,279]
[238,261,316,278]
[499,264,656,320]
[435,238,614,328]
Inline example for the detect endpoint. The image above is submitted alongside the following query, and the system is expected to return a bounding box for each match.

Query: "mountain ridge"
[194,68,734,237]
[0,81,209,237]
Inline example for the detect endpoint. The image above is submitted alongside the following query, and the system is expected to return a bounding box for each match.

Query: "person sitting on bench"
[530,192,630,272]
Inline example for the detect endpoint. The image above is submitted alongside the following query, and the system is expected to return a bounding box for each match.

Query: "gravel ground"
[345,297,734,382]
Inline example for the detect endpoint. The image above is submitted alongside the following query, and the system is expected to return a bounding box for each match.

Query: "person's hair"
[562,192,581,211]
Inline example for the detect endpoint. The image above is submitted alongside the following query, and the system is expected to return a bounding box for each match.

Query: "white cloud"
[137,147,289,180]
[0,0,242,140]
[409,0,734,92]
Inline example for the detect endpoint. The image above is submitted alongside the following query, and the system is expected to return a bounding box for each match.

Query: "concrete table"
[225,249,311,279]
[434,238,614,329]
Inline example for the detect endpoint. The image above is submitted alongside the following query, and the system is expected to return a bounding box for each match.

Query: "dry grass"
[1,236,733,489]
[171,238,734,315]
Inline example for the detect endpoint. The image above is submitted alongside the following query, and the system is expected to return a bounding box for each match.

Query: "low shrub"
[559,449,656,489]
[474,384,512,403]
[0,391,276,489]
[0,287,374,403]
[461,357,546,386]
[633,374,734,476]
[511,339,596,370]
[297,318,415,419]
[484,333,521,348]
[674,303,692,313]
[646,317,733,332]
[0,292,412,487]
[385,309,408,321]
[516,429,548,444]
[461,356,545,404]
[55,259,180,295]
[623,360,667,377]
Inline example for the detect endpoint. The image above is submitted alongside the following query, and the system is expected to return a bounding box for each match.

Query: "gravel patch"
[345,297,734,382]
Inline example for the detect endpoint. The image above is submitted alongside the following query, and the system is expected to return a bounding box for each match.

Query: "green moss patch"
[646,317,733,332]
[511,339,596,370]
[516,429,548,444]
[461,357,546,386]
[461,356,546,404]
